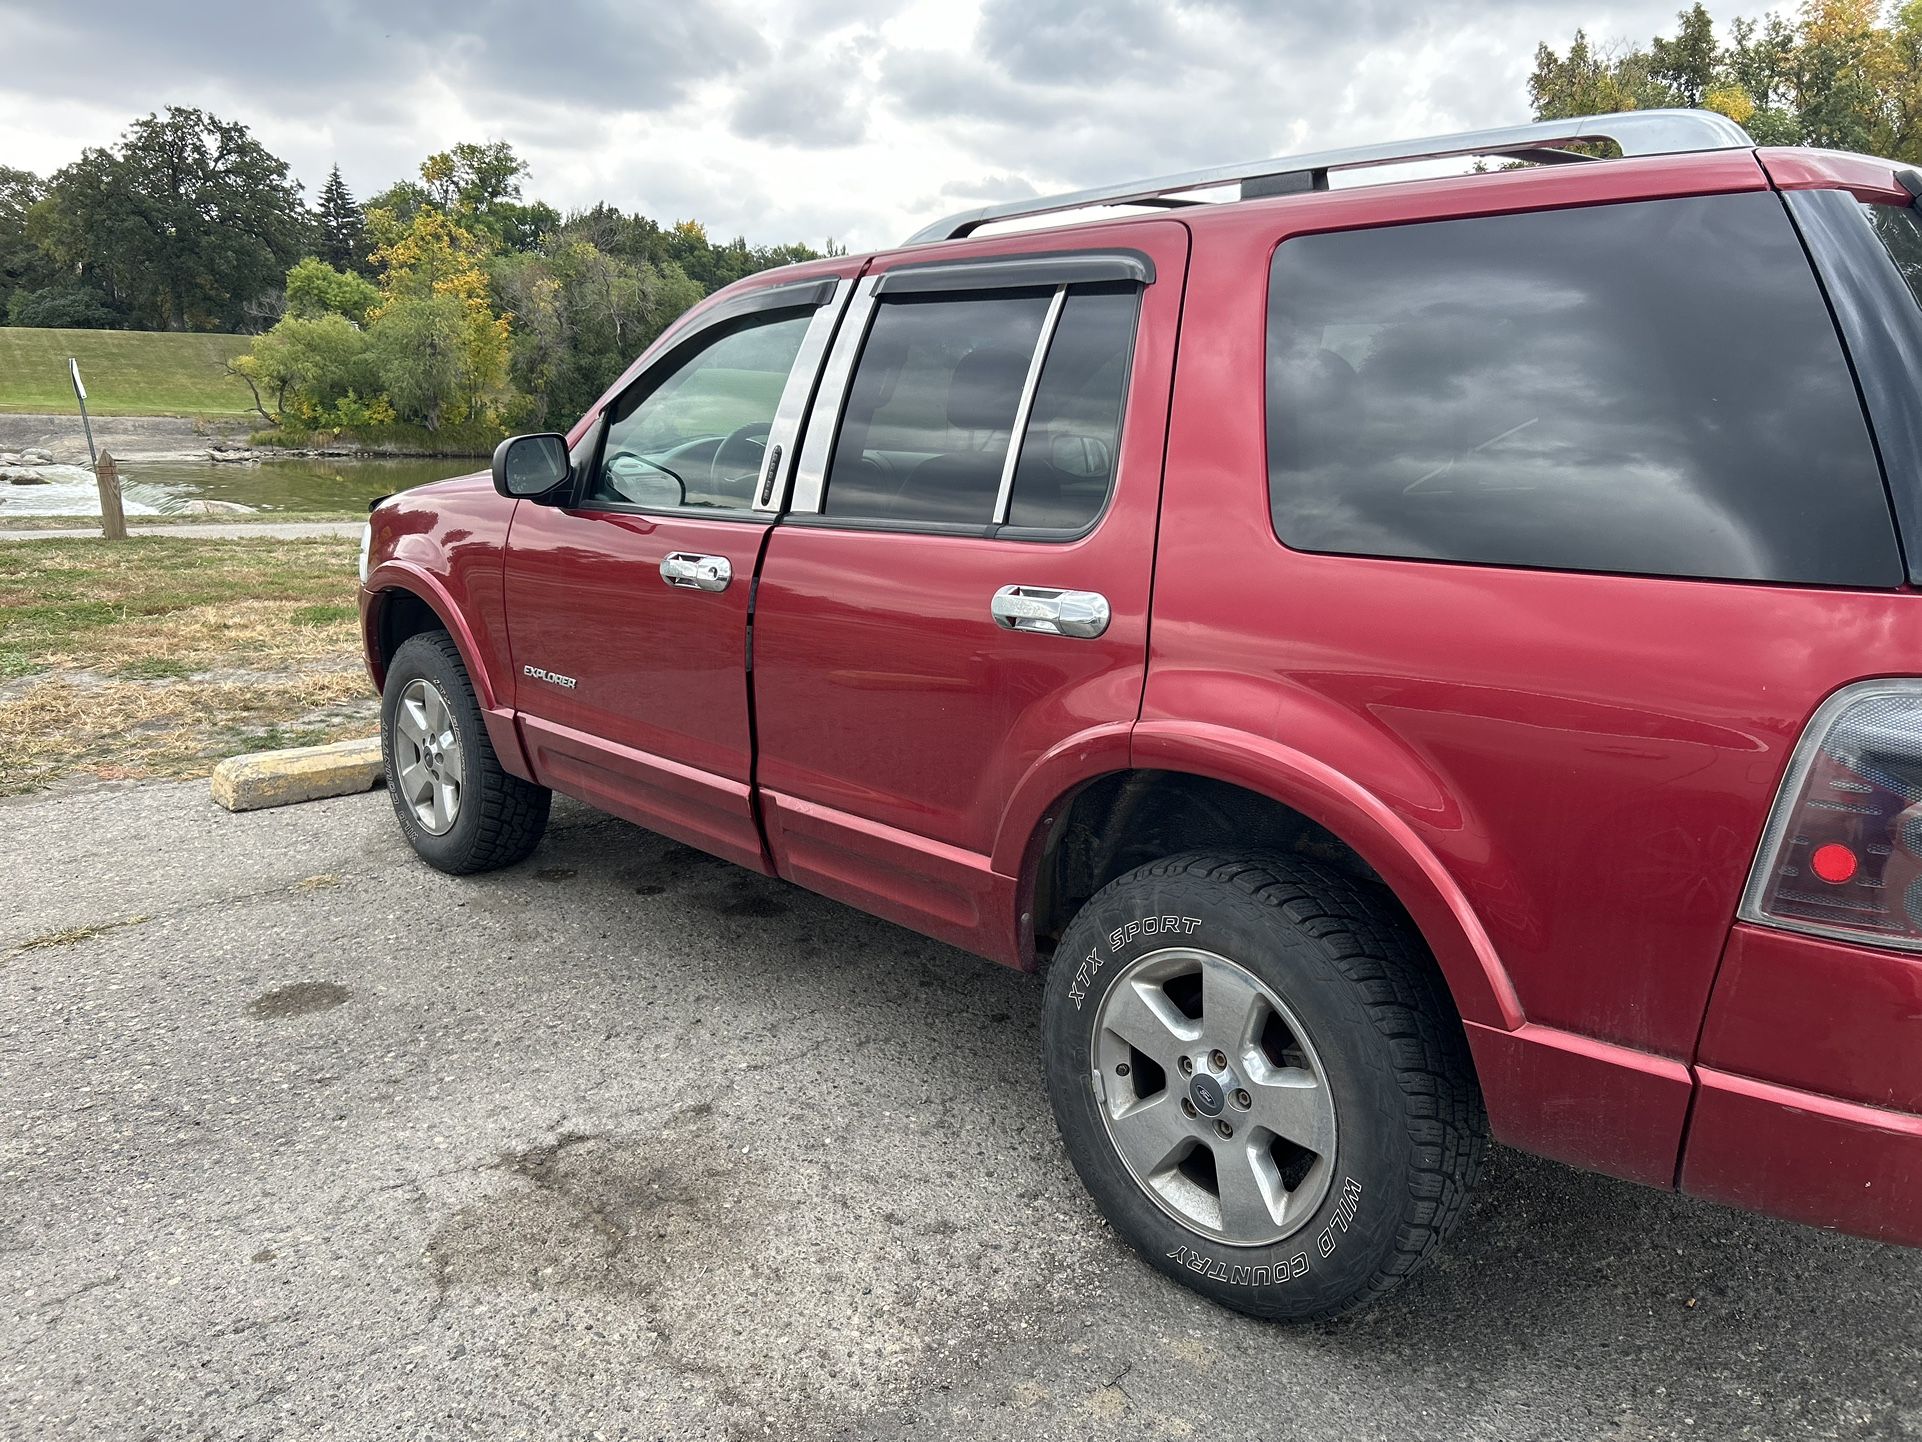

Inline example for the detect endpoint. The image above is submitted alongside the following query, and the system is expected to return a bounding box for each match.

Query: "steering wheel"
[711,422,772,493]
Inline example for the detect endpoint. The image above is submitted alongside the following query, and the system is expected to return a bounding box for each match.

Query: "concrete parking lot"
[5,780,1920,1441]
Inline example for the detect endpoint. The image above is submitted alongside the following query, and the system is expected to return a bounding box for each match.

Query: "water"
[0,455,478,518]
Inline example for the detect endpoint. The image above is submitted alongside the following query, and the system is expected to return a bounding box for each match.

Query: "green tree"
[35,107,309,331]
[0,167,63,324]
[1651,3,1720,104]
[316,165,368,275]
[283,256,380,326]
[494,236,704,425]
[1530,4,1922,164]
[415,140,557,251]
[367,294,470,431]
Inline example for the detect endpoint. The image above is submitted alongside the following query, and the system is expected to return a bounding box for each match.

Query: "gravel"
[4,779,1919,1440]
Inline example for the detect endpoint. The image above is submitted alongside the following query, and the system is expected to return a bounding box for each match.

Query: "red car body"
[362,140,1922,1250]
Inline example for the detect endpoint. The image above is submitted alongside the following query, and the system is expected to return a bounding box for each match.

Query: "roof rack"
[904,108,1756,244]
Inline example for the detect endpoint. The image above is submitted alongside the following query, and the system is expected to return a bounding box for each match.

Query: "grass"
[0,512,366,532]
[0,535,376,792]
[0,326,256,417]
[12,916,149,953]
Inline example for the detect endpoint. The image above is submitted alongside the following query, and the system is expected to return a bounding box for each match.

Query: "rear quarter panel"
[1149,155,1922,1164]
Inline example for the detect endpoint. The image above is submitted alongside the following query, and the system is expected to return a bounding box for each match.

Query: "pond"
[0,455,479,518]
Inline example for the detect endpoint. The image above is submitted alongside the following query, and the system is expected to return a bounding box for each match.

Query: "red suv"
[358,110,1922,1319]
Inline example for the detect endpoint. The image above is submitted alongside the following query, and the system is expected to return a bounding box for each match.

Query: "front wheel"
[381,631,550,874]
[1043,851,1485,1321]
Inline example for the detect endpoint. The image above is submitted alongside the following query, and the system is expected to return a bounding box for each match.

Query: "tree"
[36,107,309,331]
[494,235,704,425]
[1650,3,1719,105]
[1530,5,1922,165]
[316,166,368,274]
[367,208,511,428]
[284,257,380,326]
[236,312,374,422]
[367,295,470,431]
[0,167,62,324]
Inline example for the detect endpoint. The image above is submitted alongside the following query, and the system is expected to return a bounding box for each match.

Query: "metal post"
[69,357,98,470]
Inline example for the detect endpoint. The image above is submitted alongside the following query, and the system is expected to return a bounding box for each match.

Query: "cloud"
[730,63,869,147]
[0,0,1719,251]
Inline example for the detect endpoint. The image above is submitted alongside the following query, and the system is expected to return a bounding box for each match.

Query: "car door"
[749,220,1189,958]
[503,272,854,871]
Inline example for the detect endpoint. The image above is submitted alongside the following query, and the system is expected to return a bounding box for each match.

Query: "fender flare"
[362,560,533,779]
[996,719,1525,1033]
[364,560,504,711]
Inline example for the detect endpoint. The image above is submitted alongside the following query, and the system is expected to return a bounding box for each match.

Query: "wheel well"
[374,588,446,673]
[1033,770,1399,961]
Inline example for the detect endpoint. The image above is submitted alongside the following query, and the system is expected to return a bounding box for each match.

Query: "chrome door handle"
[660,552,731,592]
[991,585,1111,638]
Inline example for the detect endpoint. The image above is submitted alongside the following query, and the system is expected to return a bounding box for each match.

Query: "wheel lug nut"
[1177,1056,1194,1077]
[1215,1120,1234,1139]
[1233,1089,1252,1111]
[1180,1098,1198,1119]
[1208,1049,1227,1072]
[1115,1062,1131,1078]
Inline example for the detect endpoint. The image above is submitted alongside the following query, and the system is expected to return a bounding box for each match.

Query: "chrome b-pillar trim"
[788,274,881,515]
[755,277,853,514]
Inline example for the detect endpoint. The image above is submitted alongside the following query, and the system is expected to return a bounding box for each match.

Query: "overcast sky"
[0,0,1710,252]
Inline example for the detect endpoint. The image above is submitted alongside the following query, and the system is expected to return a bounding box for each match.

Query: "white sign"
[68,357,86,402]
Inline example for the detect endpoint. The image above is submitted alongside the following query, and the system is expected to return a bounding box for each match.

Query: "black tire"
[380,631,550,874]
[1043,851,1485,1321]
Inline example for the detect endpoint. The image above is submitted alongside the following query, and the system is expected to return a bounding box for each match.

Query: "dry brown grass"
[0,536,378,791]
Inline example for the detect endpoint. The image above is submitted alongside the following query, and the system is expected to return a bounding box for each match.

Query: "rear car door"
[503,273,854,870]
[749,221,1189,959]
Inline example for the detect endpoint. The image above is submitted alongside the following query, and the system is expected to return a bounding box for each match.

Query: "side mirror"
[492,433,572,500]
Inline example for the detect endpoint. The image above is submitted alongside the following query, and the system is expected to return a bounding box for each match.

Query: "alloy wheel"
[393,678,463,836]
[1090,947,1338,1247]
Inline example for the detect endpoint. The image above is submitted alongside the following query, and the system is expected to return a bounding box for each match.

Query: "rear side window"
[1865,202,1922,311]
[823,284,1140,531]
[1265,192,1902,587]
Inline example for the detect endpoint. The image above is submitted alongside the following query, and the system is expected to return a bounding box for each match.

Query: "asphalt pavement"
[4,779,1920,1441]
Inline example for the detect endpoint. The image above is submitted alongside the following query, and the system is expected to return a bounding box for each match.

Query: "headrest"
[947,344,1030,431]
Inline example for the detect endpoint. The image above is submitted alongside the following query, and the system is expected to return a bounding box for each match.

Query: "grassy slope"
[0,327,256,417]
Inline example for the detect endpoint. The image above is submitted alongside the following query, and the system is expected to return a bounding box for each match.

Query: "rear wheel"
[1043,851,1485,1320]
[381,631,550,874]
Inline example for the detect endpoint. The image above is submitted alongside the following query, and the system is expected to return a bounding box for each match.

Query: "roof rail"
[904,108,1756,244]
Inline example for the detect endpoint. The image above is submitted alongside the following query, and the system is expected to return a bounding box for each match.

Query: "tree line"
[0,108,835,439]
[1530,0,1922,160]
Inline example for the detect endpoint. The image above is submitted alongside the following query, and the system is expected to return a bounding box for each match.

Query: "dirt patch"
[249,981,352,1018]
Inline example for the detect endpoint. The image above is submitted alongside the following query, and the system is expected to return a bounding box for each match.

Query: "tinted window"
[591,311,811,511]
[825,292,1051,525]
[1266,192,1900,586]
[1865,201,1922,312]
[1005,287,1140,530]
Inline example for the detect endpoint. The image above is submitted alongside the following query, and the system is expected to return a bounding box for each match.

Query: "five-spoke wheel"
[391,677,464,835]
[1093,947,1337,1245]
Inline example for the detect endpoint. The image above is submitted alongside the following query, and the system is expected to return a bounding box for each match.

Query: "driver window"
[589,309,814,511]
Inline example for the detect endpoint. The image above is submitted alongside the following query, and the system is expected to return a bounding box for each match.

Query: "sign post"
[69,357,98,469]
[69,359,124,539]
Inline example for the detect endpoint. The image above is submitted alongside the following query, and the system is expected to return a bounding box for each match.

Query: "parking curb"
[210,737,384,812]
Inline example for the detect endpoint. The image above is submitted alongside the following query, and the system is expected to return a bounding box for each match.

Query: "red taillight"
[1810,843,1859,884]
[1742,681,1922,950]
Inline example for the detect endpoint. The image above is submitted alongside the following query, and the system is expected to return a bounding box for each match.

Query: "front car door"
[749,220,1190,959]
[503,271,854,870]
